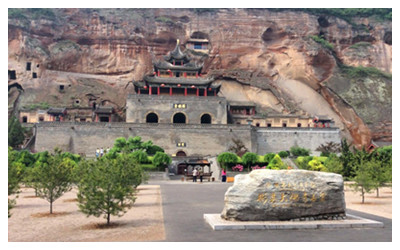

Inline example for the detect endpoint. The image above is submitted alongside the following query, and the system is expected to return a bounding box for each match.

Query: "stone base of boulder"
[204,213,384,231]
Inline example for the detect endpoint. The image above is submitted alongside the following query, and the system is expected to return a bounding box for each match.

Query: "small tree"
[8,147,25,217]
[339,138,355,179]
[308,157,327,172]
[316,141,341,157]
[217,152,239,170]
[152,152,172,171]
[351,160,376,204]
[131,150,149,164]
[264,153,276,163]
[77,157,139,225]
[8,116,25,149]
[325,154,343,174]
[241,152,258,172]
[32,150,75,214]
[228,139,248,157]
[278,151,289,158]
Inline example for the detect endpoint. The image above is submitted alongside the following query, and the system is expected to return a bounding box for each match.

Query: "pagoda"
[133,40,220,97]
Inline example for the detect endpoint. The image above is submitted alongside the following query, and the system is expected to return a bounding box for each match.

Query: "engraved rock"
[221,169,346,221]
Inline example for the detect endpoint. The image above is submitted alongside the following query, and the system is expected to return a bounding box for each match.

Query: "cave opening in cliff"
[8,70,16,80]
[317,16,330,28]
[26,62,31,71]
[384,31,392,45]
[22,116,27,123]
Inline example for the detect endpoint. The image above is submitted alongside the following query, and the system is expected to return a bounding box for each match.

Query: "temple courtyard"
[8,180,392,242]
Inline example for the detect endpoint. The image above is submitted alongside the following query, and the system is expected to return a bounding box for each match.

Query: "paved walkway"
[149,180,392,242]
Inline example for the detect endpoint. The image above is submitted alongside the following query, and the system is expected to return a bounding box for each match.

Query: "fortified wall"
[33,122,254,157]
[33,122,340,157]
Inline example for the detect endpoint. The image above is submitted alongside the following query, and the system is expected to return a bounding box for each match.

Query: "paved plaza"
[150,180,392,242]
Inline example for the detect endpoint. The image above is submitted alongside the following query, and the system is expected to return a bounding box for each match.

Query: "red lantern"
[208,88,212,91]
[177,84,181,87]
[161,83,165,87]
[191,85,195,88]
[144,86,147,89]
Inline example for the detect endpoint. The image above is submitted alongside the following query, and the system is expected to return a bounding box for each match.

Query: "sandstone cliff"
[8,8,392,148]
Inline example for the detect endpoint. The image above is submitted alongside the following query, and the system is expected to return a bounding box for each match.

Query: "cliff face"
[8,8,392,147]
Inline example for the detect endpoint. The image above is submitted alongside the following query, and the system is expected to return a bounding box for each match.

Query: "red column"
[157,71,160,77]
[204,88,207,96]
[184,88,187,96]
[196,88,199,96]
[170,87,172,96]
[184,72,187,78]
[196,72,198,78]
[214,90,216,96]
[157,87,160,95]
[138,88,141,94]
[149,87,152,95]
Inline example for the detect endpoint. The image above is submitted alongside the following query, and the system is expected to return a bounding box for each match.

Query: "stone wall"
[255,127,341,155]
[126,94,228,124]
[34,122,253,157]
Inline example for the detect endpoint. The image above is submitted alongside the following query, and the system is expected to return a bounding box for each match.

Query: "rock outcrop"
[8,8,392,147]
[221,170,346,221]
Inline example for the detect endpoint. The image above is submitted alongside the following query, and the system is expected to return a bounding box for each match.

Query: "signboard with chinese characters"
[173,103,187,109]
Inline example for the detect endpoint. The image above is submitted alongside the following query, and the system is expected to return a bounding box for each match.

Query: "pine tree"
[351,160,376,203]
[77,155,140,225]
[8,116,25,149]
[32,150,75,214]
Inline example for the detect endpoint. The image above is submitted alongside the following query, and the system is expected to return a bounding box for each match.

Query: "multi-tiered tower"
[127,41,227,124]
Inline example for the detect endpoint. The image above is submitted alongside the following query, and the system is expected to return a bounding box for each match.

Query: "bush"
[309,35,334,51]
[217,152,239,170]
[290,146,310,157]
[278,151,289,158]
[263,153,276,163]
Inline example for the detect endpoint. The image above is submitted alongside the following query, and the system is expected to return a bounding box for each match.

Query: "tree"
[228,139,248,157]
[31,150,75,214]
[131,150,149,164]
[278,151,289,158]
[8,147,25,217]
[152,152,172,171]
[217,152,239,170]
[241,152,258,171]
[316,141,341,156]
[369,159,391,197]
[8,116,25,149]
[77,157,139,225]
[325,154,344,174]
[351,160,376,204]
[339,138,355,179]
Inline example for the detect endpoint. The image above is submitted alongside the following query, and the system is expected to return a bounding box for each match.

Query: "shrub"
[241,152,258,171]
[217,152,239,170]
[232,164,244,172]
[290,146,310,157]
[309,35,334,51]
[268,154,286,170]
[263,153,276,163]
[152,152,172,171]
[278,151,289,158]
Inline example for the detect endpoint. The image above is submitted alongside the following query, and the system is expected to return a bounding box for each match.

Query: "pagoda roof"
[143,75,215,86]
[164,42,191,63]
[154,60,203,72]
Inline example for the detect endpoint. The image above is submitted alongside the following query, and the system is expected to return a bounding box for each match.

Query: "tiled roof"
[47,108,66,114]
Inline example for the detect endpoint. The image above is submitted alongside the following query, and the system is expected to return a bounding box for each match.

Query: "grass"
[349,42,372,50]
[340,65,392,80]
[309,35,334,51]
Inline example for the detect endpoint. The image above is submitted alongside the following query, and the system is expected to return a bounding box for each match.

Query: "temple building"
[127,40,227,125]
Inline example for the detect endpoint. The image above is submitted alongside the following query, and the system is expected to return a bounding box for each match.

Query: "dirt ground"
[8,184,391,242]
[344,185,392,219]
[8,185,165,242]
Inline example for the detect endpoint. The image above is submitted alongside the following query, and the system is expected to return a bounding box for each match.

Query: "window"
[297,123,302,127]
[256,123,260,127]
[200,114,212,124]
[26,62,31,71]
[282,123,287,127]
[8,70,16,80]
[267,123,272,127]
[146,113,159,123]
[59,85,64,91]
[32,72,37,78]
[173,112,186,124]
[39,116,44,122]
[22,116,28,123]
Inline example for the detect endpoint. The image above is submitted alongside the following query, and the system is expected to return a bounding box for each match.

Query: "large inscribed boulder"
[221,170,346,221]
